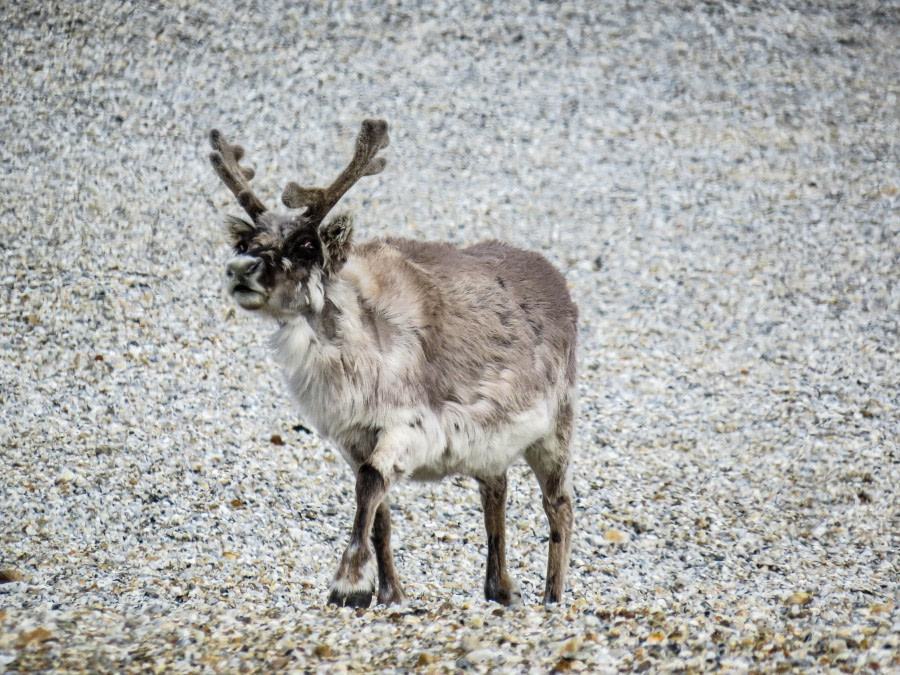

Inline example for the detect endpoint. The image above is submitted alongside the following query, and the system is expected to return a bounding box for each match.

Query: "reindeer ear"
[319,214,354,276]
[222,214,257,250]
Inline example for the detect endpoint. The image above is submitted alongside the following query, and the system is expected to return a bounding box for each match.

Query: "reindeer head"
[209,120,389,318]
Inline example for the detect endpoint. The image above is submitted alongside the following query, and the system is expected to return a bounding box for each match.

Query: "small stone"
[646,630,666,644]
[459,636,482,652]
[603,529,629,544]
[313,644,333,658]
[860,398,882,418]
[15,627,53,648]
[415,652,438,666]
[0,570,23,584]
[557,636,582,655]
[466,648,504,663]
[785,591,813,606]
[828,639,847,653]
[56,468,77,484]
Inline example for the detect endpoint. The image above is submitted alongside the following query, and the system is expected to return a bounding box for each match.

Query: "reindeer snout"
[226,255,261,281]
[225,255,266,309]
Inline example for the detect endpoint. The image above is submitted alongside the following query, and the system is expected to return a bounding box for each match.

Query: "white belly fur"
[272,303,561,481]
[351,395,554,482]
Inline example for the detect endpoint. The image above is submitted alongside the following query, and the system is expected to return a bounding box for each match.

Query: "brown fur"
[212,120,578,607]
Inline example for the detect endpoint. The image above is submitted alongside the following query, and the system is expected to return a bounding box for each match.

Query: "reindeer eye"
[290,237,319,260]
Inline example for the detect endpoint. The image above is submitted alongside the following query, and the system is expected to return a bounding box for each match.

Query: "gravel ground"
[1,0,898,672]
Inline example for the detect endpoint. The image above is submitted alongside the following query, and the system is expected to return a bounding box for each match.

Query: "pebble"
[0,571,24,584]
[466,648,505,664]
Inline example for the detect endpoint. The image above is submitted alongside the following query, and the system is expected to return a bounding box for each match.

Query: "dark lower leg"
[541,485,573,604]
[478,475,520,606]
[328,464,388,607]
[372,499,406,605]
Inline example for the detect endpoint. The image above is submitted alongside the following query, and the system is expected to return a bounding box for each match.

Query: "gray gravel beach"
[1,0,898,671]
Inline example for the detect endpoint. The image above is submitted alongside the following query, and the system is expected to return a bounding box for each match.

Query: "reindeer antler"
[209,129,268,223]
[282,119,389,225]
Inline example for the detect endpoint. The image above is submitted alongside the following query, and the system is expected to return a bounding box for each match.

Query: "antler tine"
[209,129,268,223]
[282,119,389,225]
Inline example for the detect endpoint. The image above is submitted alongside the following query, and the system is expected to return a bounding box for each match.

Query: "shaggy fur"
[211,121,578,607]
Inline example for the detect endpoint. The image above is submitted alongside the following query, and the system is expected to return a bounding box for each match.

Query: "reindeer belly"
[406,394,555,480]
[276,317,564,481]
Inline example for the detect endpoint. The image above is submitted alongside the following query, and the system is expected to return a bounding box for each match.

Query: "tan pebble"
[415,652,438,666]
[557,636,582,655]
[500,631,525,645]
[15,627,53,648]
[603,529,629,543]
[0,569,23,583]
[785,591,812,606]
[646,630,666,644]
[314,644,333,658]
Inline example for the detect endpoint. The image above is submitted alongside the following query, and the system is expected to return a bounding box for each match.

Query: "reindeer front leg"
[328,464,388,608]
[329,424,420,607]
[372,498,406,606]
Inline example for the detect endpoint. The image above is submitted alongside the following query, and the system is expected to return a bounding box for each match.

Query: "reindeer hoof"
[485,579,522,607]
[542,591,562,606]
[328,588,373,608]
[377,587,408,607]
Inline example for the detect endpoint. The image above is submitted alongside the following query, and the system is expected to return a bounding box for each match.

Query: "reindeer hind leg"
[524,403,574,605]
[477,474,521,606]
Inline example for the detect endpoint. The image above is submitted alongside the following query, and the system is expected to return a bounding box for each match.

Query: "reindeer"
[209,120,578,607]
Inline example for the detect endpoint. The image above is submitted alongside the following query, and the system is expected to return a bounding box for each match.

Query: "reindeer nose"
[226,255,261,280]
